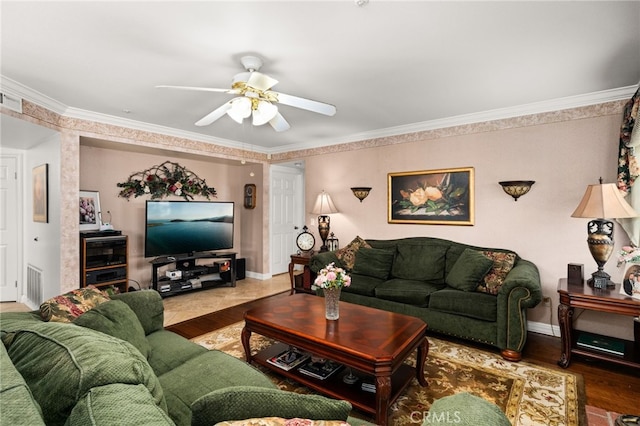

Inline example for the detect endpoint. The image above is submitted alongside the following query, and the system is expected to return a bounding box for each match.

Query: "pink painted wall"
[301,111,634,338]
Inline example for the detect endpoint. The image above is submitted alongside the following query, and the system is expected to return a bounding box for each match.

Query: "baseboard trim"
[528,320,560,338]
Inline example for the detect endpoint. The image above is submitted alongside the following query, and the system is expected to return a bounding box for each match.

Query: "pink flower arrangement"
[313,262,351,290]
[618,245,640,267]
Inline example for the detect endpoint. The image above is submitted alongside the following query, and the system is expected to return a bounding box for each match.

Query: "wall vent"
[26,264,43,306]
[0,92,23,113]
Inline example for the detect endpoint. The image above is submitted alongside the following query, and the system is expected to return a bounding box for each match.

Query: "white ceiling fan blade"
[247,71,278,91]
[156,85,239,94]
[269,112,290,132]
[195,101,233,126]
[226,97,252,124]
[252,101,278,126]
[271,91,336,116]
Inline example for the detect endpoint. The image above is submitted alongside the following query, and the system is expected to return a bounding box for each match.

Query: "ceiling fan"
[156,56,336,132]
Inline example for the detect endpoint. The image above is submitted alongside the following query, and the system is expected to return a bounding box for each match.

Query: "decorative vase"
[324,287,341,320]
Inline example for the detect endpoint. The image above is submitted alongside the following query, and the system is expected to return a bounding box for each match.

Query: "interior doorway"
[0,155,20,302]
[270,163,304,275]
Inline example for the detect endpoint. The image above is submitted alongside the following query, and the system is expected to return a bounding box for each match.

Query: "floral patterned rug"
[192,322,586,426]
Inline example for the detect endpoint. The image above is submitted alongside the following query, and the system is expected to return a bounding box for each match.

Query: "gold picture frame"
[32,164,48,223]
[388,167,474,225]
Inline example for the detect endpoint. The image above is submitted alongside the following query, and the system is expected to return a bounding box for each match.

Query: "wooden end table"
[241,294,429,426]
[557,278,640,369]
[288,252,316,295]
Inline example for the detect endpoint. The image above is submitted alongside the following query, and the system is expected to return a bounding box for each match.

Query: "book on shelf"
[576,332,625,356]
[298,359,343,380]
[266,348,311,371]
[361,380,376,393]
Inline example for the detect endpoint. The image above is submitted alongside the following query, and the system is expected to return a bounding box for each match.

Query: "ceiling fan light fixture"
[252,100,278,126]
[227,97,252,123]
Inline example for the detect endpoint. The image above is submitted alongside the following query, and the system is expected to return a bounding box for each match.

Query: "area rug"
[192,322,586,426]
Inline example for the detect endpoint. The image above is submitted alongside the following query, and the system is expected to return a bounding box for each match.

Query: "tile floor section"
[0,273,625,425]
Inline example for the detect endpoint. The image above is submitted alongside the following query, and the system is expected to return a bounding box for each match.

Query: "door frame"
[0,153,23,302]
[269,162,305,276]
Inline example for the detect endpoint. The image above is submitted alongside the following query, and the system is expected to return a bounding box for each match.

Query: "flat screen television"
[144,200,234,258]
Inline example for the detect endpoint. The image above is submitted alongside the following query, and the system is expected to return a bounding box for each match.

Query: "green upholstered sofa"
[0,290,363,426]
[310,237,542,361]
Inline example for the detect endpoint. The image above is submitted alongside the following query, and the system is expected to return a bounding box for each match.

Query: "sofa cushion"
[159,351,277,425]
[191,386,352,425]
[342,273,385,296]
[112,290,165,335]
[66,383,174,426]
[428,288,498,321]
[39,286,110,323]
[1,321,166,425]
[425,392,510,426]
[352,247,395,280]
[72,300,151,359]
[0,343,45,425]
[445,248,494,291]
[476,251,517,295]
[146,329,208,377]
[391,241,448,282]
[374,279,444,307]
[334,236,371,270]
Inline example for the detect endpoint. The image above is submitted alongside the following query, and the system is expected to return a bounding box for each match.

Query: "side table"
[557,278,640,369]
[288,252,316,295]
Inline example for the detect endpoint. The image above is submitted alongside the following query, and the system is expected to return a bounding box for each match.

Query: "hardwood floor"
[167,292,640,416]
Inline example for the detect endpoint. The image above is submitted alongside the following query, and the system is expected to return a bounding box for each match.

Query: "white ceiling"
[1,1,639,154]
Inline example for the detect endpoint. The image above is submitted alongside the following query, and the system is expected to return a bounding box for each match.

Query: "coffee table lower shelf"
[252,342,416,418]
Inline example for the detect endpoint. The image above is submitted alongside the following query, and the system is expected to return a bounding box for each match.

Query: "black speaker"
[235,258,246,280]
[221,258,246,281]
[567,263,583,285]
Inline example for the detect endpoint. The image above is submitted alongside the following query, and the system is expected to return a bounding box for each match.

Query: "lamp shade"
[312,191,339,215]
[571,183,637,219]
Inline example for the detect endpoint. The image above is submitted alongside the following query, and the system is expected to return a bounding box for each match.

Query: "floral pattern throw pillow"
[40,285,111,322]
[334,236,371,271]
[476,251,517,295]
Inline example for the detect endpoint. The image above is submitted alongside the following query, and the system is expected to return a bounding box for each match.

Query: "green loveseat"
[0,290,360,425]
[310,237,542,361]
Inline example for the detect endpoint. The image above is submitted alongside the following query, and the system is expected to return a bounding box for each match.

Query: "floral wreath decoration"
[117,161,217,201]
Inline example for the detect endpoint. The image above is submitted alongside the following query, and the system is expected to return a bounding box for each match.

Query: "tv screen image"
[145,201,234,258]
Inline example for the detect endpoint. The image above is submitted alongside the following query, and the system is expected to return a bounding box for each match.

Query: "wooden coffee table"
[241,294,429,426]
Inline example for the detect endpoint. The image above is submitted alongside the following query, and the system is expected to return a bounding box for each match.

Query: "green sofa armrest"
[497,259,543,309]
[310,251,343,273]
[190,386,352,426]
[111,290,164,335]
[496,259,542,355]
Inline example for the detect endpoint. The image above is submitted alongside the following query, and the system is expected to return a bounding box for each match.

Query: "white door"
[271,165,304,275]
[0,156,19,302]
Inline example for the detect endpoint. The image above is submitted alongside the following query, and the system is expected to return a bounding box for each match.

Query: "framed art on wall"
[388,167,474,225]
[32,164,48,223]
[79,190,101,231]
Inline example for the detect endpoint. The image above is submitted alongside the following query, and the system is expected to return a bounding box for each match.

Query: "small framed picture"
[79,190,101,231]
[32,164,48,223]
[620,264,640,300]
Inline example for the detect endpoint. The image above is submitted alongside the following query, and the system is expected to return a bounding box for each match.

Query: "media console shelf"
[151,252,236,298]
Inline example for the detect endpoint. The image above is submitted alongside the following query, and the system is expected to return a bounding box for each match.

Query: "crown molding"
[3,74,636,155]
[272,85,638,154]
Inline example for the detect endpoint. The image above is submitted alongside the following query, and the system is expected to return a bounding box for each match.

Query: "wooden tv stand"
[150,252,236,297]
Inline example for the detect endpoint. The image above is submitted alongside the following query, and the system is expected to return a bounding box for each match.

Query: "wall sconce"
[499,181,535,201]
[351,187,372,202]
[312,190,339,252]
